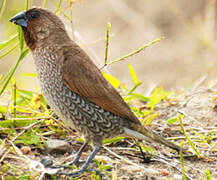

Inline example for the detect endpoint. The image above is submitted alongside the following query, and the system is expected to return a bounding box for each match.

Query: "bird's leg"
[58,146,101,177]
[67,142,88,166]
[77,146,100,172]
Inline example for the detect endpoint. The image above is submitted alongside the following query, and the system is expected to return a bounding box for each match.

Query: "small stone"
[44,139,71,154]
[40,156,53,167]
[20,146,31,154]
[160,169,169,176]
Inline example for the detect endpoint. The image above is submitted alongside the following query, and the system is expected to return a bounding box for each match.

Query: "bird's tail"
[124,123,186,153]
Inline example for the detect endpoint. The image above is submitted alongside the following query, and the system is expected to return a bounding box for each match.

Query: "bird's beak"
[10,11,27,27]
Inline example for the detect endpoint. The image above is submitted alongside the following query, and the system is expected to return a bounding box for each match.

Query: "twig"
[145,83,158,97]
[14,106,43,114]
[178,114,200,157]
[152,156,193,180]
[104,22,111,67]
[8,116,49,121]
[9,139,60,179]
[0,145,10,163]
[191,75,207,92]
[0,119,44,158]
[178,110,200,124]
[103,146,158,175]
[107,37,164,65]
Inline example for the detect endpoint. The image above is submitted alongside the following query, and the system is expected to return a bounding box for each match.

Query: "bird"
[10,8,186,177]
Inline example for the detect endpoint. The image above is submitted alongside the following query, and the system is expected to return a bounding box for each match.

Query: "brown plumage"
[10,8,186,177]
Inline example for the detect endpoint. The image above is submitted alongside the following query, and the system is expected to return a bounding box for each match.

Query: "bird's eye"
[29,11,40,19]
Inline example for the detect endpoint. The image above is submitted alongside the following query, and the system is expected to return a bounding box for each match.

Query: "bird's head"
[10,8,67,50]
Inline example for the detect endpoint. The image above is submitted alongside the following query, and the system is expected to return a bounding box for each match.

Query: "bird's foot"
[65,142,88,166]
[59,146,101,177]
[56,168,101,178]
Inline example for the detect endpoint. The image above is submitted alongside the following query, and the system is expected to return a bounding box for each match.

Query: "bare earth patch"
[0,87,217,179]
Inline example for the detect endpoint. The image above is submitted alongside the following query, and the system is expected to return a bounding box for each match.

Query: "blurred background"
[1,0,217,93]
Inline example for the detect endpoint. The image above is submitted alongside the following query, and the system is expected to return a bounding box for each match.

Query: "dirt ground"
[1,87,217,180]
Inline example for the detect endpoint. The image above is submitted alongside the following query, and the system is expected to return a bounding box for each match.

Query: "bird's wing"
[61,43,140,124]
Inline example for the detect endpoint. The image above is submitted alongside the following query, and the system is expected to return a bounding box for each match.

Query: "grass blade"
[26,0,29,10]
[205,170,211,180]
[180,151,187,180]
[18,27,24,51]
[54,0,62,14]
[0,41,19,59]
[11,78,17,118]
[128,64,138,85]
[127,82,143,95]
[0,49,29,96]
[0,0,7,21]
[102,72,120,89]
[42,0,47,8]
[178,114,200,157]
[49,0,70,21]
[0,34,18,50]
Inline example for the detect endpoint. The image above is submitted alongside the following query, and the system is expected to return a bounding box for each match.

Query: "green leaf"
[128,64,138,85]
[18,89,34,98]
[180,151,187,180]
[124,93,150,103]
[139,143,155,152]
[2,164,9,173]
[16,130,41,145]
[18,26,24,51]
[0,106,6,113]
[166,117,178,125]
[17,175,30,180]
[103,136,125,144]
[178,114,200,157]
[130,93,150,102]
[146,88,172,111]
[26,0,29,10]
[5,176,17,180]
[42,0,47,8]
[0,34,18,50]
[0,120,16,128]
[127,81,143,95]
[100,165,111,171]
[0,41,19,59]
[0,49,29,96]
[205,170,211,180]
[143,112,158,125]
[102,72,121,89]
